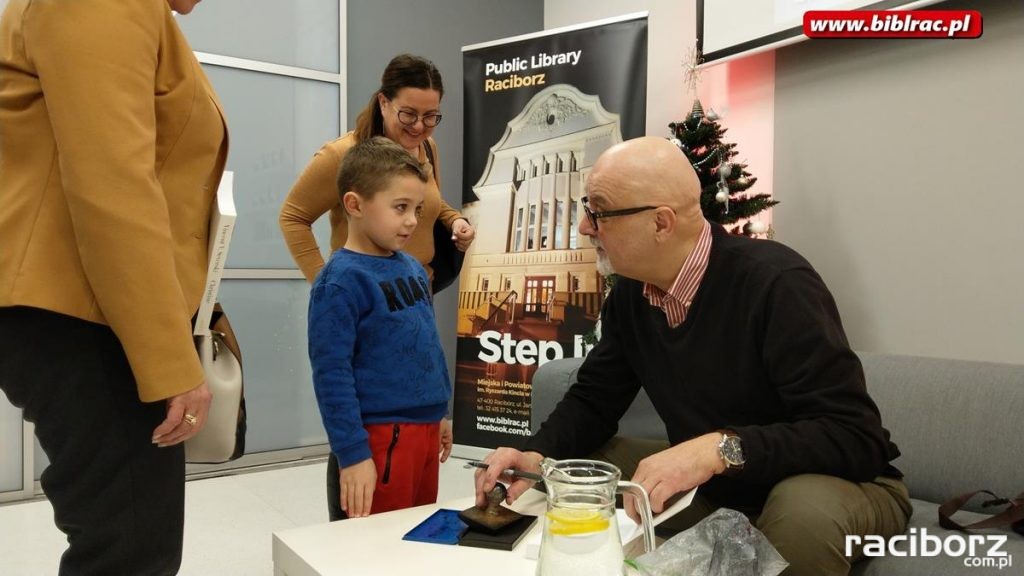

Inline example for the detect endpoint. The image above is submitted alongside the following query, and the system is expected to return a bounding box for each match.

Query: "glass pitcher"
[536,459,655,576]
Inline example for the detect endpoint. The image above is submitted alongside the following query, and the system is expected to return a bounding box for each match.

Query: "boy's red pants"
[365,421,440,514]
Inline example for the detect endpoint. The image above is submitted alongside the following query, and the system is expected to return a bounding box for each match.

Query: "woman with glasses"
[279,53,474,521]
[280,53,475,288]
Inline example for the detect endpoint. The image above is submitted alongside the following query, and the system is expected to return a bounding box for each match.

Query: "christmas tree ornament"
[718,162,733,179]
[715,181,730,210]
[707,108,720,121]
[684,99,705,130]
[690,99,705,119]
[691,146,721,168]
[682,46,704,94]
[746,220,768,235]
[670,138,682,148]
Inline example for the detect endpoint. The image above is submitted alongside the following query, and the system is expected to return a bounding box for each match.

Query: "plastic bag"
[627,508,788,576]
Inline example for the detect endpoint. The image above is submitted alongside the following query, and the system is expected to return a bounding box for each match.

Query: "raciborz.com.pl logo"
[847,528,1013,570]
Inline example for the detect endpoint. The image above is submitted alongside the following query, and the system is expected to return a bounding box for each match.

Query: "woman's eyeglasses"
[394,107,442,128]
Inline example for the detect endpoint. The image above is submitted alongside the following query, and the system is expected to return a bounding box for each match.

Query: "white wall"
[774,0,1024,364]
[548,0,1023,365]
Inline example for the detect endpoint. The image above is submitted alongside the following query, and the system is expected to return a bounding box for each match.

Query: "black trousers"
[325,451,348,521]
[0,307,185,576]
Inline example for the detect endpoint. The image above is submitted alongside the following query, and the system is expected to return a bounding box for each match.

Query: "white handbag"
[185,305,246,464]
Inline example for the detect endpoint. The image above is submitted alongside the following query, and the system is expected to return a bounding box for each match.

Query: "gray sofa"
[530,352,1024,575]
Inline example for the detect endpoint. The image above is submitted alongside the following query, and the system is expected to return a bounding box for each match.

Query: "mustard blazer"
[0,0,228,402]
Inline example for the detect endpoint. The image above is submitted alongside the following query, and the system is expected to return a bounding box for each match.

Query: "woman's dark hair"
[353,54,444,142]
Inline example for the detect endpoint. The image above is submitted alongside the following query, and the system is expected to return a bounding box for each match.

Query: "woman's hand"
[451,218,476,251]
[152,380,213,447]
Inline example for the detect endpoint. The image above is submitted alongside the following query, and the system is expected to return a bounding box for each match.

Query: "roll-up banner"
[456,13,648,448]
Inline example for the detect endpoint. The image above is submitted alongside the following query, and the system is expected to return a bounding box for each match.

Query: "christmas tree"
[669,100,778,235]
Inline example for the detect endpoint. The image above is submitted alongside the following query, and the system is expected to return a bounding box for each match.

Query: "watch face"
[721,436,745,466]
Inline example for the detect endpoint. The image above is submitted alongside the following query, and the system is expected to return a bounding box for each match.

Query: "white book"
[193,171,236,337]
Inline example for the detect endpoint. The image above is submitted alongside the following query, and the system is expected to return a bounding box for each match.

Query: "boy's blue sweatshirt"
[308,249,451,467]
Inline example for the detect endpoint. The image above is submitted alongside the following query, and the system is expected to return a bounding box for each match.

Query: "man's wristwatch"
[716,429,745,476]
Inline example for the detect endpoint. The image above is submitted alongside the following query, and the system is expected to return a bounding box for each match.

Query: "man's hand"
[451,218,476,252]
[473,447,544,507]
[625,433,724,523]
[152,379,212,447]
[340,458,377,517]
[439,418,453,462]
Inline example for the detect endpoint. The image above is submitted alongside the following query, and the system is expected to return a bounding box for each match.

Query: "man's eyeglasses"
[581,196,657,230]
[394,106,442,128]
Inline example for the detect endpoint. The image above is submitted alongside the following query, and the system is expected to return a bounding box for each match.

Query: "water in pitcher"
[536,494,624,575]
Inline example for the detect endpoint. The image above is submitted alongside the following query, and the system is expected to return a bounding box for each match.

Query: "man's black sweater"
[525,224,900,512]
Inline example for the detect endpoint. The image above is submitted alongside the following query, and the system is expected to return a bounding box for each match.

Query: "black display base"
[457,515,537,551]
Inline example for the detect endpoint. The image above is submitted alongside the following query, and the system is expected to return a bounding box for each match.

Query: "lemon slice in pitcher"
[546,508,610,536]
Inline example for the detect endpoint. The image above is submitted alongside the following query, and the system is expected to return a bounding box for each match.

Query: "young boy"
[308,136,452,519]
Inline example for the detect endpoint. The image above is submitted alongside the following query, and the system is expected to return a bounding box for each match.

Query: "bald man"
[475,137,910,575]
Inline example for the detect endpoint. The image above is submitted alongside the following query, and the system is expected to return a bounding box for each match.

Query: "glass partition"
[203,66,338,269]
[217,279,327,452]
[176,0,340,73]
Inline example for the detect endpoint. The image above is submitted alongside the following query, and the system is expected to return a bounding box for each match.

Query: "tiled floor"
[0,456,478,576]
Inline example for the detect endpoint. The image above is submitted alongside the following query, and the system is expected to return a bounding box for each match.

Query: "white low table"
[272,491,548,576]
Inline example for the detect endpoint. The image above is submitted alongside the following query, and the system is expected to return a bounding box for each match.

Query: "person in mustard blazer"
[0,1,226,573]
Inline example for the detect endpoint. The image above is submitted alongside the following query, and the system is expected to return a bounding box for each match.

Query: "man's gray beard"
[596,253,616,277]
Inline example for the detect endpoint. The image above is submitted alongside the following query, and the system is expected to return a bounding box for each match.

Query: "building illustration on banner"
[454,84,622,445]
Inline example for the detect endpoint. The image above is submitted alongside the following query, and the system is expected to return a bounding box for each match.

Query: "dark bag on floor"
[938,489,1024,535]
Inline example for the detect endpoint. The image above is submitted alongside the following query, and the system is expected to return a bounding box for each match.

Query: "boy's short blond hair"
[337,136,428,201]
